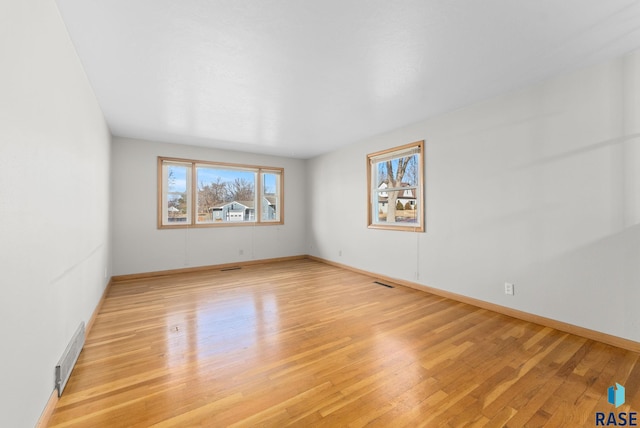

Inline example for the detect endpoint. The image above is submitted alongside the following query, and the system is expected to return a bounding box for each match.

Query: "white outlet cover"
[505,283,514,295]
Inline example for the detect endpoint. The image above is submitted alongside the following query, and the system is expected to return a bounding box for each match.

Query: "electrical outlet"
[504,282,514,295]
[239,249,244,255]
[338,250,342,257]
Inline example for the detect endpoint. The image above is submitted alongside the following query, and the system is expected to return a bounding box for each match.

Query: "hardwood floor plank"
[47,259,640,427]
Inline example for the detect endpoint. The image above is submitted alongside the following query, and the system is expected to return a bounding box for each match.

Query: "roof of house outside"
[209,196,275,211]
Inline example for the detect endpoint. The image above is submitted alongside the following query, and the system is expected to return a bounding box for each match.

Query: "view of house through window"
[367,141,424,232]
[159,157,283,228]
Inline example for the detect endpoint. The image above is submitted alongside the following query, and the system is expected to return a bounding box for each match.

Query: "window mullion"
[190,161,196,225]
[256,170,263,224]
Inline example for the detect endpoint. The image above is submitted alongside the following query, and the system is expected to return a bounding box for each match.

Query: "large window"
[367,141,424,232]
[159,157,283,228]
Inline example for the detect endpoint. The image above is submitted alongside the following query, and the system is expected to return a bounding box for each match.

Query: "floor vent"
[221,266,241,271]
[55,322,85,397]
[373,281,394,288]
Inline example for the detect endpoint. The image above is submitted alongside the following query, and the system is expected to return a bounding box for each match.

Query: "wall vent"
[373,281,394,288]
[55,322,85,397]
[220,266,241,271]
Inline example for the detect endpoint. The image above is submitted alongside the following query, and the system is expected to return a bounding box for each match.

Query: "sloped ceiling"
[55,0,640,158]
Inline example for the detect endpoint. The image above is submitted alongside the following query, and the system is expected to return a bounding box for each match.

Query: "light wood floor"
[48,259,639,427]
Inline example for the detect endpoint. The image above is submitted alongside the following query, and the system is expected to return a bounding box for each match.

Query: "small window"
[158,157,283,228]
[260,171,281,222]
[367,141,424,232]
[161,161,192,225]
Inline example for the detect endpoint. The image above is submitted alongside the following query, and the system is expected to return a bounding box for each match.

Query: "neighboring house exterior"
[262,195,277,220]
[208,196,277,222]
[209,201,255,222]
[377,182,416,214]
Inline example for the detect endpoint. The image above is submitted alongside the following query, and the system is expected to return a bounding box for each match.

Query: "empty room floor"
[48,259,640,427]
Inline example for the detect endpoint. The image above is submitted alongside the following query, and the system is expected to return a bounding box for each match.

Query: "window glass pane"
[374,153,419,188]
[261,172,280,221]
[373,152,419,225]
[373,189,418,225]
[165,163,190,224]
[196,166,256,223]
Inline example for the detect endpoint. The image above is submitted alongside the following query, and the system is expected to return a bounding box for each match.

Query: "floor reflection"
[163,286,281,369]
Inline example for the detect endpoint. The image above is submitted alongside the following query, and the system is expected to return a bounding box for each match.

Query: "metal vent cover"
[55,322,85,397]
[373,281,394,288]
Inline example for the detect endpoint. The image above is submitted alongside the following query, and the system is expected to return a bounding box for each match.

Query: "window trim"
[367,140,424,232]
[158,156,284,229]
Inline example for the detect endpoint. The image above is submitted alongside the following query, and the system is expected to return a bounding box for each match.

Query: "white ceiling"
[55,0,640,159]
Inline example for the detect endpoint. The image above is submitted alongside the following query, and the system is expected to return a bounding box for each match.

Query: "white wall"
[308,50,640,342]
[0,1,112,427]
[111,137,307,276]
